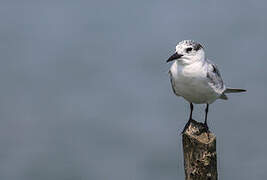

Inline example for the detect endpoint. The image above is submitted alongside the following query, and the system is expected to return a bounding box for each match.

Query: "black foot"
[181,118,193,134]
[203,123,210,133]
[203,123,210,139]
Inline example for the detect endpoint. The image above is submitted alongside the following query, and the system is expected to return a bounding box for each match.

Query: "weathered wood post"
[182,119,218,180]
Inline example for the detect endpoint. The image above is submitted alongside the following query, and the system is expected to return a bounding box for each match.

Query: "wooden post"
[182,119,218,180]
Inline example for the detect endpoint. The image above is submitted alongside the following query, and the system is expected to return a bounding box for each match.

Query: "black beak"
[166,53,183,63]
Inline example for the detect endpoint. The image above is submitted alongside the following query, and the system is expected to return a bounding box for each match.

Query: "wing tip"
[225,88,247,93]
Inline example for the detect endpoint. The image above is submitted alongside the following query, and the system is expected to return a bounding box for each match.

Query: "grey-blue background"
[0,0,265,179]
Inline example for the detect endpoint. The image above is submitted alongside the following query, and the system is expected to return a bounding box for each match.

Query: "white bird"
[166,40,246,132]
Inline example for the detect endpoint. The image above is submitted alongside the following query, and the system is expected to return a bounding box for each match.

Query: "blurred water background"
[0,0,266,179]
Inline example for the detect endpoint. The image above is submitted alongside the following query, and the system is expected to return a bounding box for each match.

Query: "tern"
[167,40,246,133]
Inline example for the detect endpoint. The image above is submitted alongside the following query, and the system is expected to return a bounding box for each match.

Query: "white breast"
[170,61,220,104]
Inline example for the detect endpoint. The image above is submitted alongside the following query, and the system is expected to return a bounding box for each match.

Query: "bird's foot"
[181,118,193,134]
[203,122,210,139]
[203,123,209,132]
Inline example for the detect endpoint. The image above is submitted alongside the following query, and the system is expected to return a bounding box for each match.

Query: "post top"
[183,119,216,144]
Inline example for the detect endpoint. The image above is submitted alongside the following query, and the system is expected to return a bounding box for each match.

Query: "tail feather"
[224,88,246,93]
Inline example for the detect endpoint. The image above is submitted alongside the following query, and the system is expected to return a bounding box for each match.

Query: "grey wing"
[206,60,225,93]
[168,70,180,96]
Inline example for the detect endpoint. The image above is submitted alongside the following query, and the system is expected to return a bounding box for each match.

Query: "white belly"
[170,61,220,104]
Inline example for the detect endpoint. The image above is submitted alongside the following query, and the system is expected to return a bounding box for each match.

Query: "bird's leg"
[204,104,210,132]
[182,103,193,134]
[189,102,193,120]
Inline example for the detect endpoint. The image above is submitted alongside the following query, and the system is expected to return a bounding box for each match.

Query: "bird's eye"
[186,47,193,53]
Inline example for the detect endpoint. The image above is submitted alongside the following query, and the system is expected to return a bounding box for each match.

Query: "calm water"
[0,0,266,179]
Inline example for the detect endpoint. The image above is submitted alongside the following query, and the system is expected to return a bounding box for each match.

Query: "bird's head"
[167,40,205,65]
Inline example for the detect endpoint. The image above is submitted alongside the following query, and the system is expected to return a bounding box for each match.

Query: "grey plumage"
[206,60,225,93]
[205,60,246,100]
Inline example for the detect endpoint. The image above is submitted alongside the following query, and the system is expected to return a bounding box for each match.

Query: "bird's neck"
[177,58,205,68]
[171,60,205,76]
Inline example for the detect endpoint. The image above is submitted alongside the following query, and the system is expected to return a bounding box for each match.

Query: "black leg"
[189,102,193,120]
[182,103,194,134]
[204,104,209,131]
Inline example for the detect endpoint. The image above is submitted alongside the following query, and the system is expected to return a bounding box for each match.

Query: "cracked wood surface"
[182,119,218,180]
